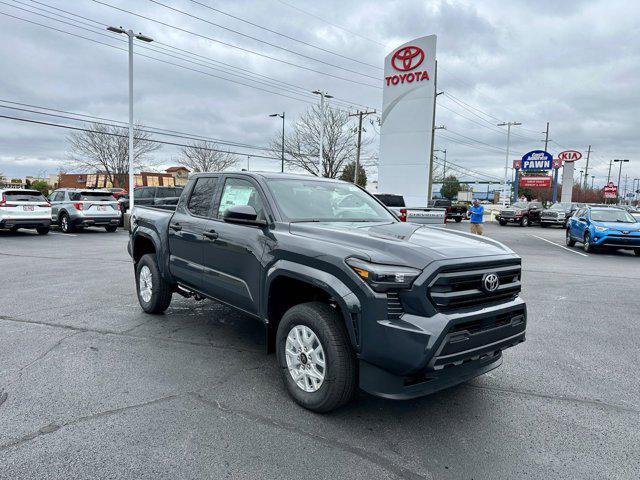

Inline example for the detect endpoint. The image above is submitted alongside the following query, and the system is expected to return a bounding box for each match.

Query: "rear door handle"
[169,223,182,231]
[203,230,218,240]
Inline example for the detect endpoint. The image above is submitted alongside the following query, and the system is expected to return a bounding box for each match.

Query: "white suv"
[0,188,52,235]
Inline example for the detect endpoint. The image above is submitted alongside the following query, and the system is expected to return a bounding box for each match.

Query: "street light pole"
[107,26,153,211]
[269,112,285,172]
[497,121,521,206]
[614,159,629,204]
[312,90,332,177]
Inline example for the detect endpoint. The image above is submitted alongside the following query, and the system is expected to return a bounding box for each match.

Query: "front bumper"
[358,297,526,400]
[540,216,565,225]
[592,232,640,248]
[496,214,522,223]
[0,218,51,229]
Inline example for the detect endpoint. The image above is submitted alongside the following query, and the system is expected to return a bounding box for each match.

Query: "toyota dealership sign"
[378,35,437,206]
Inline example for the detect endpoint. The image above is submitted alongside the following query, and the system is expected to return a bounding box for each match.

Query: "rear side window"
[69,191,115,201]
[4,190,46,202]
[188,177,218,217]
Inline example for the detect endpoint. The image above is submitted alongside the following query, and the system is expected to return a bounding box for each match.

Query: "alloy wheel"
[138,265,153,303]
[285,324,326,393]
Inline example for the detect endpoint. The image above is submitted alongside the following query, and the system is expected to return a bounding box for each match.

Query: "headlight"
[594,226,607,232]
[346,258,421,292]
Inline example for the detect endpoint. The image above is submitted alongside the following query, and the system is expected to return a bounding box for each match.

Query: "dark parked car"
[427,199,468,222]
[119,186,183,214]
[128,172,527,412]
[496,201,543,227]
[540,202,586,228]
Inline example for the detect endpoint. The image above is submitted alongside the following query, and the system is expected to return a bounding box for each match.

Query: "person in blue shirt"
[468,198,484,235]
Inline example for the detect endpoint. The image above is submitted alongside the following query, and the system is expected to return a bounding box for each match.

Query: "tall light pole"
[312,90,332,177]
[246,155,251,171]
[269,112,285,172]
[497,121,521,206]
[613,159,629,204]
[107,26,153,211]
[634,178,639,204]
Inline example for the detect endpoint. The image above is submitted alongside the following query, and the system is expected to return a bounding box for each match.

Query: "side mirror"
[223,205,266,227]
[578,216,586,222]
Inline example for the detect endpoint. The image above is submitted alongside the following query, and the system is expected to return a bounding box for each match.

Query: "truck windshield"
[268,179,396,222]
[590,209,637,223]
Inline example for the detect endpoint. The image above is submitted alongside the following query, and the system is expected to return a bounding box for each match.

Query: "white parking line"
[528,234,588,257]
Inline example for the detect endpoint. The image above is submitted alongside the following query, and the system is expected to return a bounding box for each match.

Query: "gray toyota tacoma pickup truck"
[128,172,527,412]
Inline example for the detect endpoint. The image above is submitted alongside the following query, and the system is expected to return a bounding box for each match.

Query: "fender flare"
[264,260,362,351]
[131,227,173,282]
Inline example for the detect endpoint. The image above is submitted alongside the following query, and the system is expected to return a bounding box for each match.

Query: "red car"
[108,188,127,200]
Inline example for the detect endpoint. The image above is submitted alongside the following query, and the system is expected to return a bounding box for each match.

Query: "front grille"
[428,261,521,311]
[386,291,404,320]
[540,211,559,219]
[500,211,515,218]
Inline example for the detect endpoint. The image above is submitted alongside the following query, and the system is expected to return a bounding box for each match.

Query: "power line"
[184,0,381,70]
[89,0,381,89]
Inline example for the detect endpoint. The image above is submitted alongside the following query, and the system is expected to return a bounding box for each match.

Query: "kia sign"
[521,150,553,171]
[520,176,552,188]
[603,182,618,199]
[558,150,582,162]
[378,35,437,206]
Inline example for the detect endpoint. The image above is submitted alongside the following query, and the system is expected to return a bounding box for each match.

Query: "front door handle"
[169,223,182,231]
[203,230,218,240]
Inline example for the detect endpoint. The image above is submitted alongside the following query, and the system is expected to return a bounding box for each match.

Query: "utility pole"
[583,145,591,189]
[624,174,629,204]
[312,90,333,177]
[607,160,613,183]
[427,60,444,200]
[106,26,153,212]
[614,159,629,204]
[591,175,595,189]
[542,122,550,151]
[348,109,376,185]
[269,112,285,172]
[497,121,522,206]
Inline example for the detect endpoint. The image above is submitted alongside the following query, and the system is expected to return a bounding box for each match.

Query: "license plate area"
[23,205,34,211]
[97,205,107,211]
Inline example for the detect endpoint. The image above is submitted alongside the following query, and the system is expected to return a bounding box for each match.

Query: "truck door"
[200,176,269,317]
[168,176,220,291]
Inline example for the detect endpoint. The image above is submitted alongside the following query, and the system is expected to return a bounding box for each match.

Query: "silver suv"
[49,189,121,233]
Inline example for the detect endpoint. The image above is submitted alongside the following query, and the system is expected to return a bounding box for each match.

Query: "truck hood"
[289,221,514,269]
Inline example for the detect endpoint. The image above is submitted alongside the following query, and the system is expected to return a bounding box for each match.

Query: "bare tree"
[178,140,239,172]
[67,122,161,187]
[271,104,361,178]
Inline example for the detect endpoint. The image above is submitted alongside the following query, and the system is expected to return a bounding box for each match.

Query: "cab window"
[217,178,264,220]
[187,177,218,217]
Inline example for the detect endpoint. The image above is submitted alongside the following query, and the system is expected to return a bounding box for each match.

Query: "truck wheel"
[499,219,507,226]
[276,302,356,413]
[454,217,462,223]
[565,229,575,247]
[59,213,75,233]
[135,253,173,314]
[520,216,529,227]
[105,225,118,232]
[36,226,50,235]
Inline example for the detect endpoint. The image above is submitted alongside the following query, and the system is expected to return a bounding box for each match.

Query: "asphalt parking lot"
[1,222,639,479]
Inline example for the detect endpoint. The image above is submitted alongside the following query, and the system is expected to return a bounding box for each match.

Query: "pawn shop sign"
[521,150,553,171]
[558,150,582,162]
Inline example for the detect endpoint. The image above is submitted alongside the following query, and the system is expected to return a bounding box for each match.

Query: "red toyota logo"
[391,46,425,71]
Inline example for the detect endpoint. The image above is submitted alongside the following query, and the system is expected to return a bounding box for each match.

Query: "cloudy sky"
[0,0,638,193]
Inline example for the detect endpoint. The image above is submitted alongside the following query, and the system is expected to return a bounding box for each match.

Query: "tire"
[59,213,75,233]
[583,232,592,253]
[565,229,576,247]
[135,253,173,314]
[499,219,507,226]
[520,216,529,227]
[36,226,50,235]
[105,225,118,232]
[454,217,462,223]
[276,302,356,413]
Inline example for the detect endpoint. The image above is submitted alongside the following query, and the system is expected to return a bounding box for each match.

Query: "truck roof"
[191,171,349,183]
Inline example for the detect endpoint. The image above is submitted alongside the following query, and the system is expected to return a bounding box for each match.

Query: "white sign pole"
[378,35,437,207]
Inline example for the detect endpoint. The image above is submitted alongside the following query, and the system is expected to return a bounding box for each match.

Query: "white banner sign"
[378,35,437,207]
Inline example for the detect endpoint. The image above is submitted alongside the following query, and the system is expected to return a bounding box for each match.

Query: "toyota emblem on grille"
[482,273,500,293]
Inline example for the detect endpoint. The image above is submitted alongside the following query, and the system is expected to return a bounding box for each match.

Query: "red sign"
[513,159,522,169]
[520,176,552,188]
[558,150,582,162]
[603,182,618,198]
[385,45,430,87]
[552,158,563,169]
[391,46,425,71]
